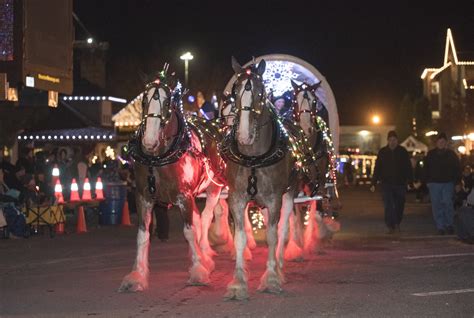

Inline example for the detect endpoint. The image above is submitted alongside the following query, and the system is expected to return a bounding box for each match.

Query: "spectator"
[424,132,461,235]
[4,165,26,202]
[16,148,35,175]
[196,91,217,120]
[370,130,413,234]
[455,165,473,208]
[272,91,292,118]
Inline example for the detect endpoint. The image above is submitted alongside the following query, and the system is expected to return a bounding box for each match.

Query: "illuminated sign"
[38,74,60,84]
[26,76,35,87]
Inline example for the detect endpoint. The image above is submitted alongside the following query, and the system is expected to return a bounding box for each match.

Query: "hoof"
[118,271,147,293]
[258,271,283,294]
[247,237,257,250]
[187,263,210,286]
[224,283,249,301]
[214,241,233,254]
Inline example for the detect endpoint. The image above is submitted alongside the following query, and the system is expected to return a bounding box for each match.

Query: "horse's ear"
[256,59,266,76]
[291,80,299,91]
[231,56,242,74]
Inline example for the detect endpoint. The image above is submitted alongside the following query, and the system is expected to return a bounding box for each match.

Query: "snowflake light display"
[262,61,299,96]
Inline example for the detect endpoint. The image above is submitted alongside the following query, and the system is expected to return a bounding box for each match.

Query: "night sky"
[74,0,474,125]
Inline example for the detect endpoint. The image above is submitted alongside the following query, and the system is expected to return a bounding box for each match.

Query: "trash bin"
[99,181,127,225]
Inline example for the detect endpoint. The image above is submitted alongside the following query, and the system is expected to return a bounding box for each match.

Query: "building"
[339,125,395,155]
[420,28,474,132]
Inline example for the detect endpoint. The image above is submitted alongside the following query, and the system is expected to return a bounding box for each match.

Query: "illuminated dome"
[224,54,339,151]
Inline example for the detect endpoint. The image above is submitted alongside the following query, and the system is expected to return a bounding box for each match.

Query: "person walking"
[424,132,461,235]
[370,130,413,234]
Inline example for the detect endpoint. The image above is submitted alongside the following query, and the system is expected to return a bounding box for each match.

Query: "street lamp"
[371,114,380,125]
[180,52,194,87]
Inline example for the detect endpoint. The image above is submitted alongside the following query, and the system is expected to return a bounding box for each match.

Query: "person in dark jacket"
[424,132,461,235]
[371,130,413,234]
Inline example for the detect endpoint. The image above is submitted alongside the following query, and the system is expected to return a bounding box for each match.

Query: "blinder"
[231,68,265,115]
[292,83,320,121]
[141,81,174,128]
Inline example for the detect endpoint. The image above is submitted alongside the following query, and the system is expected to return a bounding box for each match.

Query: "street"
[1,186,473,318]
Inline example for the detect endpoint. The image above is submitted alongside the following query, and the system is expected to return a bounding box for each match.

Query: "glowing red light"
[246,69,251,75]
[154,79,160,84]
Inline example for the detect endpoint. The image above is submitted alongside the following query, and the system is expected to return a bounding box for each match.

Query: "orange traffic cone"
[55,222,65,234]
[52,164,60,185]
[76,206,87,233]
[54,179,64,204]
[82,178,92,201]
[70,178,80,202]
[95,177,104,200]
[121,200,132,226]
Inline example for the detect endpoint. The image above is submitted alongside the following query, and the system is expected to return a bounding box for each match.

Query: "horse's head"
[291,80,322,136]
[141,77,175,153]
[231,57,266,146]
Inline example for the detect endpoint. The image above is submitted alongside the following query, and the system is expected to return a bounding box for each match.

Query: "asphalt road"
[1,186,473,318]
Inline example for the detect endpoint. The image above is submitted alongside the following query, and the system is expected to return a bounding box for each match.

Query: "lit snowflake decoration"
[262,61,299,96]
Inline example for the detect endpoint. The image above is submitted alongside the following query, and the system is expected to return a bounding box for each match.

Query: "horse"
[283,80,341,259]
[119,72,228,292]
[220,57,298,300]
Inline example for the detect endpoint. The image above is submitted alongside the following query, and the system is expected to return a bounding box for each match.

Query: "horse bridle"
[231,68,266,115]
[292,83,320,121]
[141,80,173,128]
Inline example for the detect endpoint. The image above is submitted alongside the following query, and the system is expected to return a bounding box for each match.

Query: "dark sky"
[74,0,474,125]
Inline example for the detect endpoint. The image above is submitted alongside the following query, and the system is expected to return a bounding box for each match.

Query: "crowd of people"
[371,131,473,242]
[0,146,128,238]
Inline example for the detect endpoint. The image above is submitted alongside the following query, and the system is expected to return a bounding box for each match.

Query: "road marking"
[400,235,456,240]
[412,288,474,297]
[404,252,474,260]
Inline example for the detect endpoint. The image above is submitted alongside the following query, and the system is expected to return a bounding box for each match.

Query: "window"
[430,82,439,94]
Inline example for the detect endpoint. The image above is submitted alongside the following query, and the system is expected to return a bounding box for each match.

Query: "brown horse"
[220,58,298,300]
[285,80,342,258]
[119,75,227,292]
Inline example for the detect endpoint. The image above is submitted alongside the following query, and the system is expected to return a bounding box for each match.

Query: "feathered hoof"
[201,255,216,273]
[201,246,218,258]
[258,270,283,294]
[118,271,147,293]
[247,237,257,250]
[187,263,210,286]
[284,240,304,262]
[214,240,233,254]
[224,282,249,301]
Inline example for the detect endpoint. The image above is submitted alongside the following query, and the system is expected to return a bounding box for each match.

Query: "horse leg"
[177,194,211,285]
[276,192,294,272]
[284,204,304,262]
[259,194,288,293]
[199,184,222,270]
[119,194,152,292]
[304,200,318,256]
[224,195,249,300]
[212,199,234,254]
[244,205,257,250]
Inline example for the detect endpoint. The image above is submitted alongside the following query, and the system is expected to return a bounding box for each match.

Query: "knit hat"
[387,130,398,139]
[437,132,448,140]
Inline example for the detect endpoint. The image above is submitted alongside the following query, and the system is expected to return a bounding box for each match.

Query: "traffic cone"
[76,206,87,233]
[121,200,132,226]
[95,177,104,200]
[54,179,64,204]
[82,178,92,201]
[55,222,65,234]
[70,178,80,202]
[52,164,60,185]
